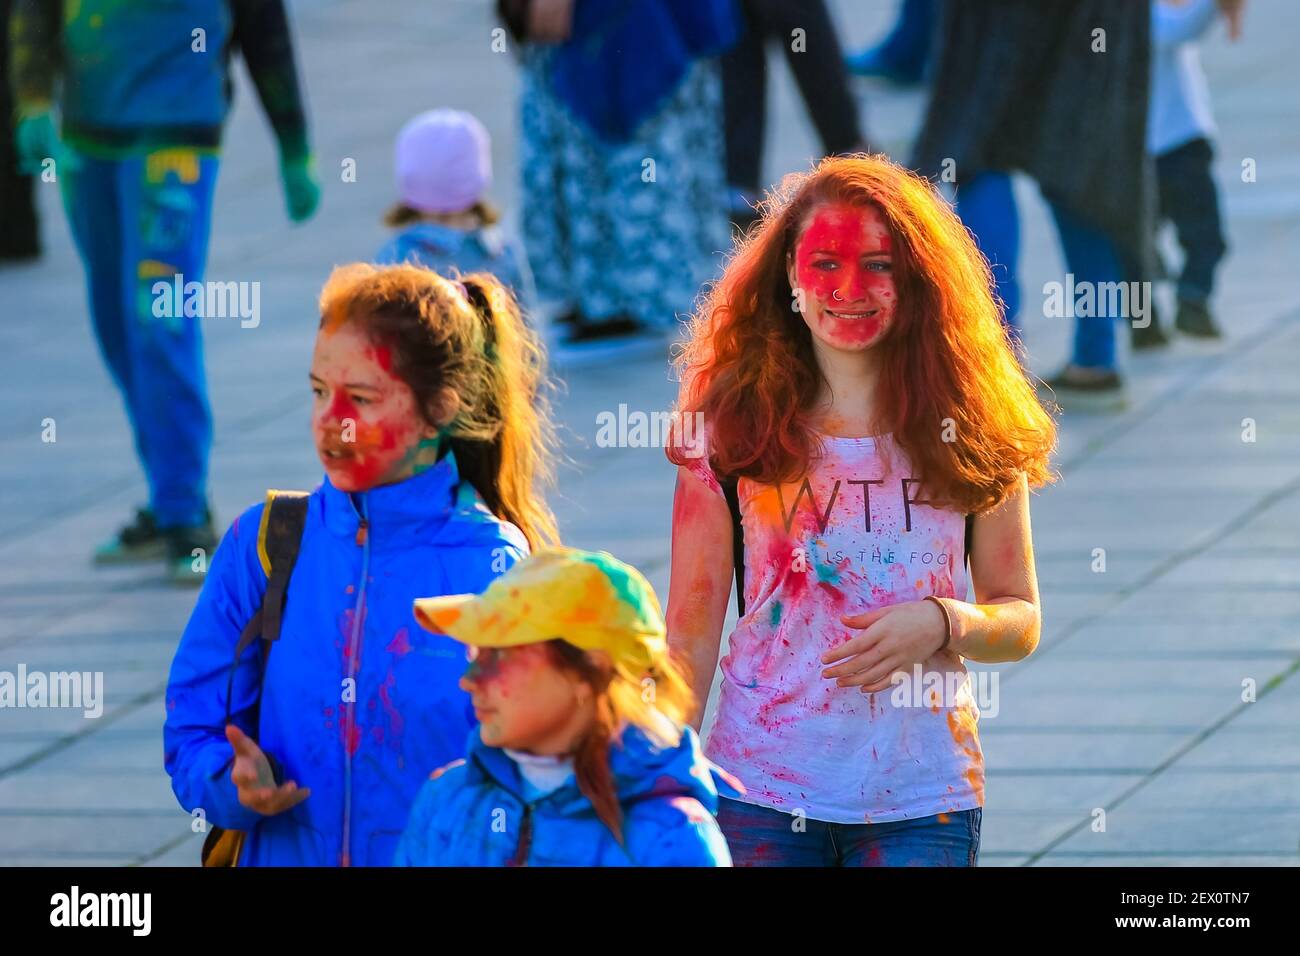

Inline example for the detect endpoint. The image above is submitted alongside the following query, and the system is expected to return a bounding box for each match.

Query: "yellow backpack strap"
[225,490,309,726]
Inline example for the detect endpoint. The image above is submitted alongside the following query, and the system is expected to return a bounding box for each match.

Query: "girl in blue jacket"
[396,547,741,866]
[164,262,559,866]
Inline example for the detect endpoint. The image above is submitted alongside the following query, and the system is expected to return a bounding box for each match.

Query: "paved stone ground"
[0,0,1296,866]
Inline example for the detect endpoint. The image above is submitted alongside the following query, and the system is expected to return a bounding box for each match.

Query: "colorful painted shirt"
[682,429,985,824]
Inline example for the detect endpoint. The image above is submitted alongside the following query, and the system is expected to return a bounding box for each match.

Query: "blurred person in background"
[844,0,935,86]
[375,108,535,313]
[498,0,738,363]
[723,0,871,235]
[8,0,321,583]
[0,0,39,261]
[1136,0,1244,347]
[912,0,1153,412]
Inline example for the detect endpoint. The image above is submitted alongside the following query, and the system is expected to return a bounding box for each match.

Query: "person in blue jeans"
[911,0,1153,411]
[717,800,980,866]
[953,171,1129,382]
[9,0,321,583]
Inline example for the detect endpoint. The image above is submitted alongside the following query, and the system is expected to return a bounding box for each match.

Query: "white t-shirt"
[682,430,985,824]
[1149,0,1219,155]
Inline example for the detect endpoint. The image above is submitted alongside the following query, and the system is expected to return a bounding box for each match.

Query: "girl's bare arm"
[665,466,735,730]
[941,474,1043,664]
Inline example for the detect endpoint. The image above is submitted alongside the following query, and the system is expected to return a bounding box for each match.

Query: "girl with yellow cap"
[396,547,742,866]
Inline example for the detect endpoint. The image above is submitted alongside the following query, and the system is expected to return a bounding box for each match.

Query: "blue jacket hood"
[394,720,740,866]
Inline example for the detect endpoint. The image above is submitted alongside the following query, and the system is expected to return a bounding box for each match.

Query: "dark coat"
[912,0,1153,270]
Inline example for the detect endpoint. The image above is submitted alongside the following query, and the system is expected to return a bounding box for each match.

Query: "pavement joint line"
[0,580,204,653]
[0,681,167,782]
[1021,653,1300,866]
[130,827,198,867]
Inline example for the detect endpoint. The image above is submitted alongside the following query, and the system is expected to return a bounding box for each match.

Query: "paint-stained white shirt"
[683,429,984,824]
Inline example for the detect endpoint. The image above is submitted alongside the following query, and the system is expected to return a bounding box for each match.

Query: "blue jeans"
[716,797,981,867]
[61,146,218,527]
[956,170,1124,371]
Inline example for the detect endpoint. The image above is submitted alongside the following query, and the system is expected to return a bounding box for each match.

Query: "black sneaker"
[93,507,167,565]
[1174,299,1222,339]
[1131,316,1171,351]
[165,518,219,587]
[1037,365,1127,412]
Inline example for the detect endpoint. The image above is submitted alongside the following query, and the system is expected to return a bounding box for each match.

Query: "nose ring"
[832,289,844,302]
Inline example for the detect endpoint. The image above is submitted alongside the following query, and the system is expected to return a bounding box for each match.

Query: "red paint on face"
[792,202,898,351]
[310,324,427,492]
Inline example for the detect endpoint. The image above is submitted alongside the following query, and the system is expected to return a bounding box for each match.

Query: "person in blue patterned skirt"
[502,0,739,363]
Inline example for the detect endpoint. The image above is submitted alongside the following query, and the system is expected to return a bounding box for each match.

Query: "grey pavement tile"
[0,767,179,813]
[979,730,1189,774]
[2,855,139,867]
[0,811,189,859]
[138,831,205,867]
[1031,854,1297,866]
[1033,619,1300,658]
[1047,807,1300,858]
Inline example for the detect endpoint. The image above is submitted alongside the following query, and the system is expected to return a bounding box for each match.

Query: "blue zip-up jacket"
[164,452,528,866]
[394,723,742,866]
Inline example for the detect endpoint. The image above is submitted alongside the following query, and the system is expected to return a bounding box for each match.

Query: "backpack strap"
[720,476,746,617]
[223,490,310,728]
[964,512,975,569]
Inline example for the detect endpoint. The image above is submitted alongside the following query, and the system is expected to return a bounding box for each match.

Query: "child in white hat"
[376,109,535,312]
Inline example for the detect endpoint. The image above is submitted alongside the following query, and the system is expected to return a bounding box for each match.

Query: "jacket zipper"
[340,493,370,867]
[509,803,534,867]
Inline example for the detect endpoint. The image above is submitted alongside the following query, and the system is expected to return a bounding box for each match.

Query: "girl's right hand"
[226,724,311,816]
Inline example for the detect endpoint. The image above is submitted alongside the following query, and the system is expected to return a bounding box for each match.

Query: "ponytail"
[453,272,560,551]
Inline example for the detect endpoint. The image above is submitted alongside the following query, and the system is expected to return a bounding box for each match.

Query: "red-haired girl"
[666,154,1057,866]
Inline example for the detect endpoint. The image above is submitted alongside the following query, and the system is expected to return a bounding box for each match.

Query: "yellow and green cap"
[412,547,667,673]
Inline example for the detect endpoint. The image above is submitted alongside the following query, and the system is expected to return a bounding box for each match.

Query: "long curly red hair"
[669,154,1056,513]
